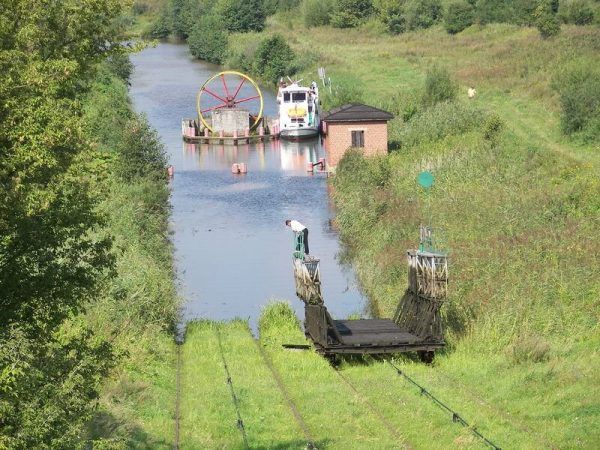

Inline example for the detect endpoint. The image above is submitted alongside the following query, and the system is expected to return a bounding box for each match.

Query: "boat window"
[283,92,290,102]
[292,92,306,102]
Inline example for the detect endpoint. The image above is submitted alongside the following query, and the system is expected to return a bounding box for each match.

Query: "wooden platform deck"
[334,319,420,346]
[182,134,278,144]
[304,304,444,356]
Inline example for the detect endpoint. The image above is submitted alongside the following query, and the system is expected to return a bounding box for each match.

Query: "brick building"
[322,103,394,169]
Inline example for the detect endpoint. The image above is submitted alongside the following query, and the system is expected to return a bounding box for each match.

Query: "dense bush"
[303,0,335,27]
[534,0,561,38]
[216,0,266,32]
[403,0,443,30]
[374,0,406,33]
[116,115,169,183]
[444,1,475,34]
[188,15,228,64]
[395,100,485,148]
[559,0,595,25]
[422,65,458,107]
[330,0,374,28]
[145,11,171,39]
[474,0,536,26]
[253,34,296,84]
[132,1,149,15]
[264,0,301,15]
[553,65,600,142]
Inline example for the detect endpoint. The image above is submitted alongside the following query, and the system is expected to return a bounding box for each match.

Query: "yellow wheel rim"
[196,71,264,133]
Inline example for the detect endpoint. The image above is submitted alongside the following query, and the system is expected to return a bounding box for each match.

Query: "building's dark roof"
[322,103,394,123]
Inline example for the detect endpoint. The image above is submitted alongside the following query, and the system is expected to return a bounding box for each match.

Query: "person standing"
[285,219,309,255]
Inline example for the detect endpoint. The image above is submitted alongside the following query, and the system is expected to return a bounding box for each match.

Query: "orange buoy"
[231,163,240,174]
[239,162,247,174]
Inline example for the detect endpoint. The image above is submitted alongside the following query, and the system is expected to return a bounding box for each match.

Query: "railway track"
[332,365,414,449]
[254,339,318,449]
[215,327,250,449]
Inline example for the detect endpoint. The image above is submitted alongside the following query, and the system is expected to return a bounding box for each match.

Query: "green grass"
[88,332,176,449]
[181,320,307,449]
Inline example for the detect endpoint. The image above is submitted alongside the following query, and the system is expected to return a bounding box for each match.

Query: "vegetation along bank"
[1,2,178,447]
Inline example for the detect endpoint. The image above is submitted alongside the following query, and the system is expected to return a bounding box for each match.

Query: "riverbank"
[82,60,179,447]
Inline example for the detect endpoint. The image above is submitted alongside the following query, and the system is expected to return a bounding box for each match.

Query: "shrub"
[474,0,515,24]
[132,1,149,15]
[422,65,458,107]
[553,65,600,142]
[330,0,373,28]
[106,52,134,82]
[188,15,228,64]
[395,100,485,148]
[404,0,443,31]
[534,0,561,38]
[216,0,265,32]
[559,0,595,25]
[303,0,334,27]
[374,0,406,34]
[444,0,474,34]
[117,114,168,183]
[253,34,296,84]
[482,113,505,145]
[144,12,171,39]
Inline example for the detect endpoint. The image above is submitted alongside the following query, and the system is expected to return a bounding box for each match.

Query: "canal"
[130,43,366,328]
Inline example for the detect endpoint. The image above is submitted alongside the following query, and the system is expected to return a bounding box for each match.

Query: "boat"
[277,79,320,140]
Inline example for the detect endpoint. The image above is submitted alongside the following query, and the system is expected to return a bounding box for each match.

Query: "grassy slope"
[258,19,600,449]
[182,307,507,449]
[83,68,178,448]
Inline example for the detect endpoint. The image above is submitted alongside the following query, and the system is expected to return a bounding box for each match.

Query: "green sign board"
[417,171,434,189]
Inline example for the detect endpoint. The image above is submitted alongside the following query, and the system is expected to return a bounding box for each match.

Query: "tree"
[188,14,228,64]
[330,0,374,28]
[444,0,474,34]
[404,0,443,30]
[534,0,561,38]
[216,0,266,32]
[253,34,296,84]
[560,0,595,25]
[303,0,335,27]
[0,0,124,444]
[374,0,407,34]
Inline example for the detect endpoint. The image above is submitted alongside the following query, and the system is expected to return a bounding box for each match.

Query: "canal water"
[130,43,366,328]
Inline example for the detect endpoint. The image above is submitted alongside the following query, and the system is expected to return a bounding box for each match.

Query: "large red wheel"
[196,71,264,133]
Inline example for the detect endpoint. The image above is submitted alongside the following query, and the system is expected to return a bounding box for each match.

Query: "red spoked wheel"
[196,71,264,133]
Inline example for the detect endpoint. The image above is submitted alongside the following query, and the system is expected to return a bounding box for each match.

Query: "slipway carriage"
[292,226,447,362]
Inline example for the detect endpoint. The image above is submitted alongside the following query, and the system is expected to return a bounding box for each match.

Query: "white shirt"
[289,220,306,232]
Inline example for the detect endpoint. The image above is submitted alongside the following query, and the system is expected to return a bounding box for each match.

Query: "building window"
[351,130,364,148]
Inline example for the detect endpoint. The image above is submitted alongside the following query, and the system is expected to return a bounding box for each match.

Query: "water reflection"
[182,137,323,173]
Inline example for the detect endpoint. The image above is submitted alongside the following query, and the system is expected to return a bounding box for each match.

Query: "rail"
[215,327,249,449]
[387,360,502,450]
